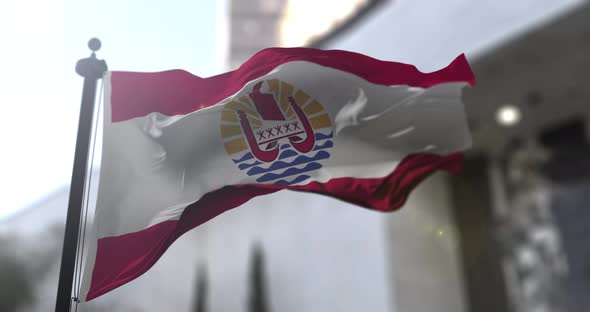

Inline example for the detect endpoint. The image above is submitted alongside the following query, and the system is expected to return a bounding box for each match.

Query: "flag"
[80,47,475,301]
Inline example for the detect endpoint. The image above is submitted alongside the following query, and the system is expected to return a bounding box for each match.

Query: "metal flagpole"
[55,38,107,312]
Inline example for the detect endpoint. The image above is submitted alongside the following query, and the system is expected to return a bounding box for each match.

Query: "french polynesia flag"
[80,47,475,301]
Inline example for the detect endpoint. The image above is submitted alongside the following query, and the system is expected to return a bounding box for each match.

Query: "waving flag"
[80,47,474,301]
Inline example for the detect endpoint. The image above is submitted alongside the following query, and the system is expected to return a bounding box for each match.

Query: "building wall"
[202,191,393,312]
[320,0,582,70]
[228,0,286,69]
[319,2,583,311]
[384,173,466,312]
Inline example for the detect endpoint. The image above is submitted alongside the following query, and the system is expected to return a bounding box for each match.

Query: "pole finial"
[88,38,101,52]
[76,38,108,79]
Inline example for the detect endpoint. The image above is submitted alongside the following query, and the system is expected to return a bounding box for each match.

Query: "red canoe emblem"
[236,81,316,162]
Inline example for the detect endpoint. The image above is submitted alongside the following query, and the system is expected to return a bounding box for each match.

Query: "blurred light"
[280,0,370,47]
[437,230,444,236]
[496,105,521,127]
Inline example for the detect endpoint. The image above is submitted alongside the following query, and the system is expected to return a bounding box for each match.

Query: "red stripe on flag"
[86,152,463,301]
[110,48,475,122]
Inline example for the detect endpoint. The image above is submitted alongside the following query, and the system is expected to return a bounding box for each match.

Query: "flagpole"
[55,38,107,312]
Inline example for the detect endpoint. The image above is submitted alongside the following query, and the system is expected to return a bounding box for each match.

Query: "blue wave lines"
[246,150,330,175]
[279,149,298,159]
[232,152,254,164]
[313,140,333,151]
[256,163,322,183]
[238,160,262,170]
[315,132,333,141]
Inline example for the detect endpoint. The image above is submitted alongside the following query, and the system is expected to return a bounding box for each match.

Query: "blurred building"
[227,0,286,69]
[462,4,590,311]
[2,1,589,312]
[227,0,384,69]
[214,1,590,311]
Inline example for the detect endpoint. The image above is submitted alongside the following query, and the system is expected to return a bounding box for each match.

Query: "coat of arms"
[221,79,333,185]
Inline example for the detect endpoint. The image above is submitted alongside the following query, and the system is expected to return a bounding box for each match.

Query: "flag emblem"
[220,79,333,186]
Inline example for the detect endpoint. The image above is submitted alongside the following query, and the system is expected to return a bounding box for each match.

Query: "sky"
[0,0,220,219]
